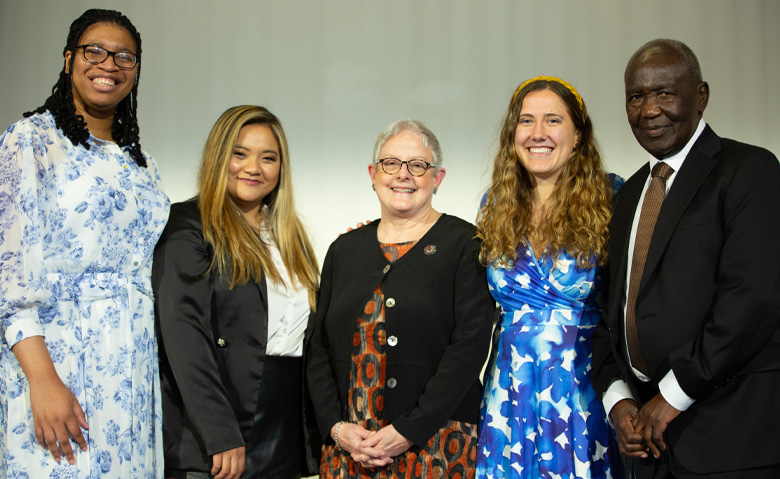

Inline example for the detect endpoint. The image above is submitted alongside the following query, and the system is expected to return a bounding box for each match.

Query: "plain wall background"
[2,0,778,263]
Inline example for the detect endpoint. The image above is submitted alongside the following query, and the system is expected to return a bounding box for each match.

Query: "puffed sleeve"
[305,242,343,440]
[0,121,54,348]
[608,172,625,196]
[152,204,244,455]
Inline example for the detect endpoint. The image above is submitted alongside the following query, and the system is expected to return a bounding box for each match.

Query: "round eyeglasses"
[77,44,138,69]
[378,157,435,177]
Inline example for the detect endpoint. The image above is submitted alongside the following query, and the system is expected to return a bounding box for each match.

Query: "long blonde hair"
[197,105,319,309]
[477,79,613,268]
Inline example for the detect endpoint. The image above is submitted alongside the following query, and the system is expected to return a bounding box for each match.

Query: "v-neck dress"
[476,245,620,479]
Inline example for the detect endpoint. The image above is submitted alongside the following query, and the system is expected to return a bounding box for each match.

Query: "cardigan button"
[387,377,397,388]
[383,265,391,274]
[387,335,398,346]
[385,298,396,308]
[216,338,227,347]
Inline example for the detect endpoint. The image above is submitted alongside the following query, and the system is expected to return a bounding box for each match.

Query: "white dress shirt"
[260,228,310,357]
[603,120,706,417]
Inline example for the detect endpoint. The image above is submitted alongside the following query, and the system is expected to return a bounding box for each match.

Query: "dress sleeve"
[143,151,165,189]
[0,121,54,348]
[607,173,625,196]
[305,242,344,441]
[392,235,495,446]
[152,209,244,455]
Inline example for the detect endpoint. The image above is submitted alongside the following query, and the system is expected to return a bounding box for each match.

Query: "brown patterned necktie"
[625,161,674,376]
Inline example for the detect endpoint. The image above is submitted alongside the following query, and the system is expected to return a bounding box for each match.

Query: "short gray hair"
[627,38,703,83]
[372,119,443,171]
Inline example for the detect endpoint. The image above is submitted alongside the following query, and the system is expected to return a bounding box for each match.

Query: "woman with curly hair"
[476,77,623,479]
[0,8,168,478]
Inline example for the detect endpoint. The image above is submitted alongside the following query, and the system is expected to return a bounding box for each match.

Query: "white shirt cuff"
[602,379,636,426]
[658,370,696,411]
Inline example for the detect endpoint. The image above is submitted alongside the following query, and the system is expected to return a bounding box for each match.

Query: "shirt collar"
[649,119,706,172]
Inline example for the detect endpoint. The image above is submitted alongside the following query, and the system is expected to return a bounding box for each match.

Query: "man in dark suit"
[592,39,780,478]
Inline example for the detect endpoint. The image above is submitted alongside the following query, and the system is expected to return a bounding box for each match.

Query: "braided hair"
[24,9,147,167]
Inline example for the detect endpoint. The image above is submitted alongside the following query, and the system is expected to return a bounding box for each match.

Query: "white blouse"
[261,229,310,357]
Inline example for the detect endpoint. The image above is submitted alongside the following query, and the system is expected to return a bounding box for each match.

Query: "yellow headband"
[512,76,584,111]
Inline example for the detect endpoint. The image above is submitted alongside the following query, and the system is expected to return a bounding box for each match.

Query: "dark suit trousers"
[625,371,780,478]
[633,450,780,479]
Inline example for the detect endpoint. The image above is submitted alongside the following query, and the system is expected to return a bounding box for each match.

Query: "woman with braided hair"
[0,8,168,478]
[475,77,623,479]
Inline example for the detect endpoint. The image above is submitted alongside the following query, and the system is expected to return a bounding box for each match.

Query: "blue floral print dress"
[0,112,170,479]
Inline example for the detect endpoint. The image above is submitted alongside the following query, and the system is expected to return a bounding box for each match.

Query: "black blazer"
[152,200,318,474]
[306,214,495,447]
[592,126,780,473]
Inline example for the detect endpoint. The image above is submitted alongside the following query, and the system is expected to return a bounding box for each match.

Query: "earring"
[433,187,438,195]
[372,184,376,191]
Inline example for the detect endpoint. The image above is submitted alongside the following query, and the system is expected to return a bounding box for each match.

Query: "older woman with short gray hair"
[307,119,494,478]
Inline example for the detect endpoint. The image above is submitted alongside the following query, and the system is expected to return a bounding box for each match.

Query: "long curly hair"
[198,105,320,310]
[24,8,146,167]
[477,79,612,268]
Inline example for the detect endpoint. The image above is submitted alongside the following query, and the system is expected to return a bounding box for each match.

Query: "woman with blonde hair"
[153,105,319,479]
[476,77,623,479]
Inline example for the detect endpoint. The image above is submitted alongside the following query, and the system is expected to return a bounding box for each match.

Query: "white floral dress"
[0,112,170,479]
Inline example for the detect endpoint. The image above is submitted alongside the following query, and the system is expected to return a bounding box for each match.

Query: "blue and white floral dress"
[476,247,621,479]
[0,112,170,479]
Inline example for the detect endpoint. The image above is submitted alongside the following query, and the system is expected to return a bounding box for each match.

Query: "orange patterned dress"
[320,241,478,479]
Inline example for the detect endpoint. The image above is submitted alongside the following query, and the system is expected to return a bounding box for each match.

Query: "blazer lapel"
[609,166,647,327]
[255,275,268,311]
[640,126,722,293]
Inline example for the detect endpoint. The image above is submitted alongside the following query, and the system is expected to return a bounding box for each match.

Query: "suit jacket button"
[216,338,226,347]
[387,377,397,388]
[387,335,398,346]
[386,297,396,308]
[383,265,391,274]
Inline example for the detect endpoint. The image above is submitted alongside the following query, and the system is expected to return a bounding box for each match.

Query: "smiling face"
[226,124,281,222]
[369,131,446,221]
[514,89,580,185]
[624,48,708,159]
[65,22,138,119]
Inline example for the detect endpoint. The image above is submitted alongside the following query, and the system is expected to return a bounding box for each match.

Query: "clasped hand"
[211,446,245,479]
[610,395,681,460]
[333,423,413,468]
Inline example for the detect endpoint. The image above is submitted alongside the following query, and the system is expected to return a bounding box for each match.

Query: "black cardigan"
[306,214,495,447]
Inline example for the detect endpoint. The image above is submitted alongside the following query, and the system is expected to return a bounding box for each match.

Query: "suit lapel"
[609,166,647,327]
[640,126,722,293]
[255,275,268,312]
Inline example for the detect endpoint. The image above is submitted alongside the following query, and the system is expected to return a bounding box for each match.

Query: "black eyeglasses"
[378,157,435,177]
[76,45,138,69]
